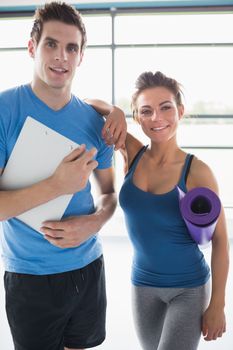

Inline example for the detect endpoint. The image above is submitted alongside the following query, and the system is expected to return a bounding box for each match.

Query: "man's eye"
[47,41,56,48]
[67,46,78,53]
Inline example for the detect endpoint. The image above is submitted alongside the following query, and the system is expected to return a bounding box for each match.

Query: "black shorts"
[4,255,106,350]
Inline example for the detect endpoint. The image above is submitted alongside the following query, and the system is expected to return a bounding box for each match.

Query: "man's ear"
[28,39,36,58]
[77,51,84,67]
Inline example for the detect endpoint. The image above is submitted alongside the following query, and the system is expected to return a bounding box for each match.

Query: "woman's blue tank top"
[119,146,210,288]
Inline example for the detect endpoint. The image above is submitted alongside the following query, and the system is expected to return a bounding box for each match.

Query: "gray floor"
[0,234,232,350]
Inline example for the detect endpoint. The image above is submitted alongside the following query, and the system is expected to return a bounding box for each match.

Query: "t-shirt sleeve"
[96,142,114,169]
[80,102,114,170]
[0,101,9,169]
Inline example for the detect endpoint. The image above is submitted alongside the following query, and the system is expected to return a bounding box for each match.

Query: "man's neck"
[31,80,72,111]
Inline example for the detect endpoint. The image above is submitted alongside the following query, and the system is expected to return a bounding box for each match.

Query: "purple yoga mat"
[177,186,221,245]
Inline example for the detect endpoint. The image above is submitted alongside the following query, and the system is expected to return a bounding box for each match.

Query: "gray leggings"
[132,281,210,350]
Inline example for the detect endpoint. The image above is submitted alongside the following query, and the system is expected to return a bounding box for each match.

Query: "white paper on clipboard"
[0,116,80,234]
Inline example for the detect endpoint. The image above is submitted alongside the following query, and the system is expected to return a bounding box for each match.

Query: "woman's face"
[135,86,184,144]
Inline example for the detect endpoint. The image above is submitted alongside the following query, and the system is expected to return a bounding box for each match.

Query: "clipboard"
[0,116,80,234]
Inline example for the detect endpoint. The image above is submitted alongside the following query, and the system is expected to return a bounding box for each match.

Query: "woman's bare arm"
[85,98,143,171]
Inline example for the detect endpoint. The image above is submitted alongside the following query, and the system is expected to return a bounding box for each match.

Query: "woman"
[87,71,229,350]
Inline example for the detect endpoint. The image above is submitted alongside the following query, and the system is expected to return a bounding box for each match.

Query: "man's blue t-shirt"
[0,84,113,275]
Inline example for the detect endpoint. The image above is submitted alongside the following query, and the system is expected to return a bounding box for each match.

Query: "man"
[0,2,117,350]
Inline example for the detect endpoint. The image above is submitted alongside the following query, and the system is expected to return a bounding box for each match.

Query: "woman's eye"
[161,105,171,110]
[141,110,152,116]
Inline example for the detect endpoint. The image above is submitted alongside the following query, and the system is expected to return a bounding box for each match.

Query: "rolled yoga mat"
[177,186,221,245]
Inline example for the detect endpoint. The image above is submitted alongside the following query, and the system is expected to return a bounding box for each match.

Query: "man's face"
[28,20,83,91]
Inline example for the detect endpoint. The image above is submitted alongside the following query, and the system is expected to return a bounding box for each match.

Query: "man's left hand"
[41,215,98,248]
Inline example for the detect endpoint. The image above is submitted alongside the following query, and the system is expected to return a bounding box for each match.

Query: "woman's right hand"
[102,105,127,150]
[85,98,127,151]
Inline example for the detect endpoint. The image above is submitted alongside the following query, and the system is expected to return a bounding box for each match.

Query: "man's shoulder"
[0,84,27,104]
[0,85,29,127]
[71,94,103,120]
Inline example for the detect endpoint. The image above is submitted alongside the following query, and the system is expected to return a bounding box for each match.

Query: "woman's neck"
[148,139,183,165]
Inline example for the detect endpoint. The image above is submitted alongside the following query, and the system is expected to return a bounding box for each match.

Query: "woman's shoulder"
[121,133,145,173]
[191,156,210,173]
[188,155,218,191]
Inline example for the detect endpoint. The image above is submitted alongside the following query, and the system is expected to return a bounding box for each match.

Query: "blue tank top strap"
[177,153,194,192]
[128,145,148,173]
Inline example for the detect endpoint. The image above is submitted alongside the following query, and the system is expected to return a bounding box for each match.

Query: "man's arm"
[40,167,117,248]
[0,145,97,221]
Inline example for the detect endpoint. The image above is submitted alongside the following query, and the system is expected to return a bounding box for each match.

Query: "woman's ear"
[28,39,36,58]
[178,104,185,120]
[133,111,141,124]
[135,115,141,124]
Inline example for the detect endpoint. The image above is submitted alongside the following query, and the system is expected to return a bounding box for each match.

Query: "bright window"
[115,46,233,115]
[115,13,233,44]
